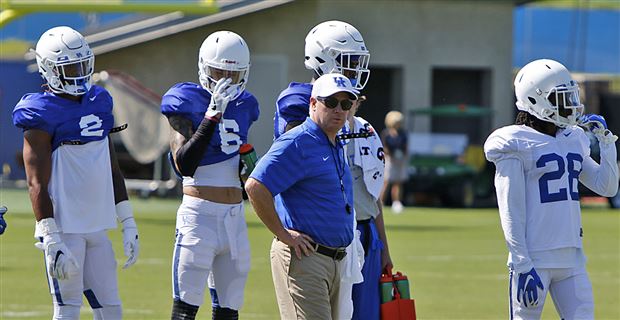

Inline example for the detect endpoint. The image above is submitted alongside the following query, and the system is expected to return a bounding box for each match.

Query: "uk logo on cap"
[334,76,347,87]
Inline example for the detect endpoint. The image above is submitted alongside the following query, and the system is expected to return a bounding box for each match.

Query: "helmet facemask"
[199,64,248,101]
[37,52,94,96]
[544,83,584,128]
[334,52,370,90]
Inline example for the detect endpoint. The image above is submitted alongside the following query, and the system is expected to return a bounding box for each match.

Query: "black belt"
[314,243,347,261]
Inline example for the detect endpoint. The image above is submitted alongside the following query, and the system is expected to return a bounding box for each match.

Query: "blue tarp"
[0,61,43,180]
[514,7,620,73]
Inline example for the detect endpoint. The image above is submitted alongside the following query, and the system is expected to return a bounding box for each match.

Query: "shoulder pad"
[484,125,524,163]
[276,82,312,122]
[236,91,260,121]
[12,92,54,132]
[568,125,591,155]
[161,82,210,115]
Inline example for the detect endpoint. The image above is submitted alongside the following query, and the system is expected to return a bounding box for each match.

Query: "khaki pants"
[270,238,342,320]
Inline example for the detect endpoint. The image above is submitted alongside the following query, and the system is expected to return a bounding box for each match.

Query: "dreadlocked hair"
[515,111,542,127]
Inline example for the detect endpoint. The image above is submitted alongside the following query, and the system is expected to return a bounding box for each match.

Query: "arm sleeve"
[579,141,619,197]
[175,117,219,177]
[494,158,533,273]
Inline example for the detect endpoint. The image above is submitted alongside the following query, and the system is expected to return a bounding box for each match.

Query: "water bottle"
[239,143,258,175]
[393,272,410,299]
[380,272,394,303]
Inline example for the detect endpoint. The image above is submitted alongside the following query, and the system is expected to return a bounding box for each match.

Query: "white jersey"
[42,138,117,236]
[182,155,241,188]
[485,124,618,272]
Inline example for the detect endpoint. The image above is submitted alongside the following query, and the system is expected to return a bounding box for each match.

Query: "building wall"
[95,0,515,155]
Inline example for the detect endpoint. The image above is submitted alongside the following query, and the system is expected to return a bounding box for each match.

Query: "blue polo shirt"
[250,117,354,247]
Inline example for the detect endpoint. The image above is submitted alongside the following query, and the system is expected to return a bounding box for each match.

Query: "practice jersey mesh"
[13,86,117,235]
[485,125,590,254]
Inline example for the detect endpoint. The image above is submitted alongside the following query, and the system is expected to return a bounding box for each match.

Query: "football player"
[272,20,392,320]
[0,206,7,235]
[12,26,139,319]
[484,59,618,319]
[161,31,259,320]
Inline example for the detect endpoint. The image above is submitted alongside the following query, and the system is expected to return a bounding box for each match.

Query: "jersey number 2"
[537,152,583,203]
[79,114,104,137]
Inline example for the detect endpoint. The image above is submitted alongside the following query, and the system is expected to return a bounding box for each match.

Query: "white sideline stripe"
[416,271,506,281]
[123,308,155,315]
[1,311,48,317]
[116,257,167,265]
[403,254,504,261]
[402,253,620,261]
[1,308,154,318]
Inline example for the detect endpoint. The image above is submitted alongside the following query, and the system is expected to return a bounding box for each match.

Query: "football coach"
[245,73,358,319]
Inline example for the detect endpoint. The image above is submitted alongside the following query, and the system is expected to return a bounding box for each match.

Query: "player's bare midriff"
[183,186,243,204]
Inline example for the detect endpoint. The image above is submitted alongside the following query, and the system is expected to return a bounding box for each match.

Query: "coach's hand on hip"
[280,229,316,259]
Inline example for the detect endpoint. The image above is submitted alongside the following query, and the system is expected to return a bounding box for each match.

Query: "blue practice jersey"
[13,85,115,150]
[161,82,260,166]
[273,82,312,139]
[12,86,118,234]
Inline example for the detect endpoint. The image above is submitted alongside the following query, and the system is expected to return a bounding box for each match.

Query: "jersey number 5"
[537,152,583,203]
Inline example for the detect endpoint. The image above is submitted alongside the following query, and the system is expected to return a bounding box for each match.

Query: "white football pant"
[172,195,250,309]
[42,231,121,319]
[509,265,594,320]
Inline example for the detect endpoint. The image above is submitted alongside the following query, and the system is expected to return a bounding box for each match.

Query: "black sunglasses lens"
[322,97,337,108]
[321,97,352,110]
[340,100,352,110]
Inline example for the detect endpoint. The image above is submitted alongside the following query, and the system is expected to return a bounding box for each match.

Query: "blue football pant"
[352,219,384,320]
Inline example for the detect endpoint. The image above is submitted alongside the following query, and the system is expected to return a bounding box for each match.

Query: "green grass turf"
[1,188,618,319]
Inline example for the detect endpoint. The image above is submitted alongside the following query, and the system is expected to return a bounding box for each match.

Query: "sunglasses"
[317,96,354,111]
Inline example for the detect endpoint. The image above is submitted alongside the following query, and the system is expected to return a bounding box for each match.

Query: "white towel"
[336,219,365,320]
[347,116,385,200]
[223,206,241,264]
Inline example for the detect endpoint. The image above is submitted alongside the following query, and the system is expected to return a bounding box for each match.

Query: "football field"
[1,188,618,319]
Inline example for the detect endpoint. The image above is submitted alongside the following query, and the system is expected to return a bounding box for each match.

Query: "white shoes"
[391,200,403,214]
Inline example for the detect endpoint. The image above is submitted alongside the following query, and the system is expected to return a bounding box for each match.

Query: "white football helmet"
[198,31,250,100]
[34,26,94,96]
[514,59,584,128]
[305,20,370,90]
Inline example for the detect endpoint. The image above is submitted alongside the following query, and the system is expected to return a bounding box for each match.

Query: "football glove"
[579,114,618,145]
[0,206,7,235]
[116,201,139,269]
[516,268,544,308]
[34,218,80,280]
[206,78,236,119]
